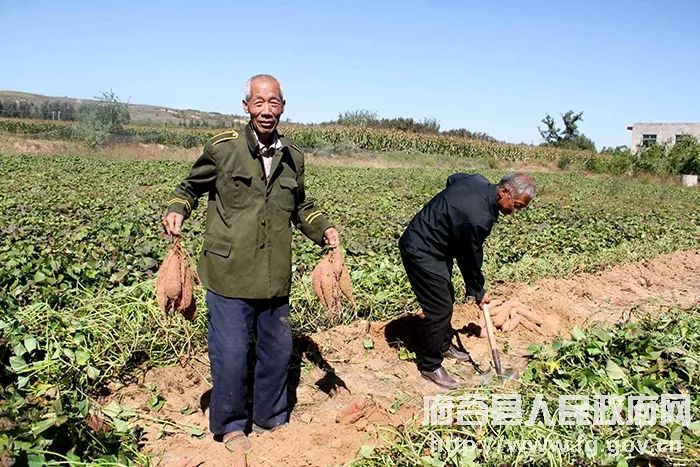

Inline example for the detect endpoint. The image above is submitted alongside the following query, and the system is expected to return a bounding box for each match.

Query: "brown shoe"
[420,366,459,390]
[444,345,473,363]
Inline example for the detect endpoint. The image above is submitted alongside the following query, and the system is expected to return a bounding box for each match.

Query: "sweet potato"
[491,306,510,328]
[156,238,198,320]
[501,314,520,333]
[517,307,543,325]
[311,262,328,309]
[311,248,354,321]
[162,249,182,301]
[339,267,354,304]
[178,267,194,312]
[519,316,544,334]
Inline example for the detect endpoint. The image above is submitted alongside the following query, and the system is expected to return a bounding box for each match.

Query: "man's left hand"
[478,292,491,309]
[323,227,340,248]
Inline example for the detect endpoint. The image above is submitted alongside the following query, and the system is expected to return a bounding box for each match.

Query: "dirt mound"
[109,250,700,466]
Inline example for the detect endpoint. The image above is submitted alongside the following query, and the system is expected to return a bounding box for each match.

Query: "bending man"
[398,172,535,389]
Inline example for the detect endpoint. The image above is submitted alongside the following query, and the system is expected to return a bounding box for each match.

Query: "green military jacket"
[166,123,332,299]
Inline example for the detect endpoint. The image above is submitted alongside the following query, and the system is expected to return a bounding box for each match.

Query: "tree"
[538,110,596,152]
[77,90,131,147]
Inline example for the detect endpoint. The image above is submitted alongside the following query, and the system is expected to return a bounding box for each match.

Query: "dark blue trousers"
[206,290,293,435]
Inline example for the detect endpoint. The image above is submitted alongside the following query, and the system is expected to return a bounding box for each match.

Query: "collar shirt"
[253,130,284,179]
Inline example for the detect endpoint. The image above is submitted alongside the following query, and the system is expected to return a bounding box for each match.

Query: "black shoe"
[420,366,459,390]
[444,345,473,363]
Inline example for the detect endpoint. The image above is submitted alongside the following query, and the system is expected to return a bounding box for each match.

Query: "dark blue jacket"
[399,173,499,301]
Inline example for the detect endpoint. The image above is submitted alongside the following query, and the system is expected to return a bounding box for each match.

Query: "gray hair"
[244,74,284,101]
[498,173,537,199]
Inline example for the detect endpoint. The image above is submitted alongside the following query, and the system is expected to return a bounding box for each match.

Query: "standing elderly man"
[398,173,535,389]
[163,74,339,456]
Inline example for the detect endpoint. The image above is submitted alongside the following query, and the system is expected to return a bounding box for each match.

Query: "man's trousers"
[206,290,293,435]
[399,250,455,372]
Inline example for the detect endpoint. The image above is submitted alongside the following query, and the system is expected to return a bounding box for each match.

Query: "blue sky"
[2,0,699,148]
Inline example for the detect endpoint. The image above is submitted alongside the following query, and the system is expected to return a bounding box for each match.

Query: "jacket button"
[261,220,266,226]
[259,243,265,249]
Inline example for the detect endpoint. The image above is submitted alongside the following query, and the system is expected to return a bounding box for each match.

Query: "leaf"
[688,420,700,433]
[616,459,629,467]
[571,326,585,341]
[606,360,627,382]
[12,342,26,357]
[30,413,58,436]
[9,355,27,372]
[63,348,75,362]
[101,401,123,419]
[33,271,47,283]
[27,453,46,467]
[147,394,166,412]
[188,426,205,438]
[359,444,374,458]
[23,336,38,353]
[670,424,683,441]
[526,343,542,355]
[75,349,90,366]
[87,366,101,380]
[363,337,374,350]
[180,405,197,416]
[112,418,129,433]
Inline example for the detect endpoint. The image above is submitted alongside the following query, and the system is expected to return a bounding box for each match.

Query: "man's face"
[243,78,285,137]
[497,186,531,215]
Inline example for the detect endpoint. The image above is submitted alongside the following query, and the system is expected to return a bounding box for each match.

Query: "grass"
[352,306,700,466]
[1,152,699,465]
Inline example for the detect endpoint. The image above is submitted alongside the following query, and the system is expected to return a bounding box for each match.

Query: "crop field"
[0,117,591,162]
[1,147,700,466]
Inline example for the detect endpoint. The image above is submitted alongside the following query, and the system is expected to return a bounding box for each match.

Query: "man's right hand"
[163,212,184,236]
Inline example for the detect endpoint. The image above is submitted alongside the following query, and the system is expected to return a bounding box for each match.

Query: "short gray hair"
[244,74,284,101]
[498,173,537,199]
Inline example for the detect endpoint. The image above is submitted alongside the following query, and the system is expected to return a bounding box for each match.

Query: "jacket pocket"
[220,173,253,210]
[276,177,298,212]
[203,236,232,258]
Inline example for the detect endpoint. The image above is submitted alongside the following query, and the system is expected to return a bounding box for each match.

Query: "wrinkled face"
[497,185,531,215]
[242,78,285,137]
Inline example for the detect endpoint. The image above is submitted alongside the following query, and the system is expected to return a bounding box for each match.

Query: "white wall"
[629,123,700,154]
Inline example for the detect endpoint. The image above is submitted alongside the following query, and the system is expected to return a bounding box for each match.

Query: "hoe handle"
[482,304,503,375]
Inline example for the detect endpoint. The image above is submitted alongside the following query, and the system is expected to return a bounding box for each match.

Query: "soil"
[108,250,700,467]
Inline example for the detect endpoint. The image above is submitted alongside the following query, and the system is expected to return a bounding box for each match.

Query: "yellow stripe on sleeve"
[306,211,323,224]
[168,197,191,212]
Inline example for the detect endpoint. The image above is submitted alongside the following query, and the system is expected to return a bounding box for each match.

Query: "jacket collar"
[245,122,286,157]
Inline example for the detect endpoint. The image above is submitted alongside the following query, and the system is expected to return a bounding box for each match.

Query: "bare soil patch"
[105,250,700,466]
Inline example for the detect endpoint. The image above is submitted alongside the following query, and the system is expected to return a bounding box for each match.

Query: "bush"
[76,91,131,147]
[559,134,597,152]
[334,110,440,134]
[336,110,378,126]
[557,154,572,170]
[668,136,700,175]
[442,128,497,142]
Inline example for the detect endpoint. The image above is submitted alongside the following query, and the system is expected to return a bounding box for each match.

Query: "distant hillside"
[0,90,248,127]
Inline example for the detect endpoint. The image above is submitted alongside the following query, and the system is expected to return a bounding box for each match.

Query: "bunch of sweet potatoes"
[155,238,197,321]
